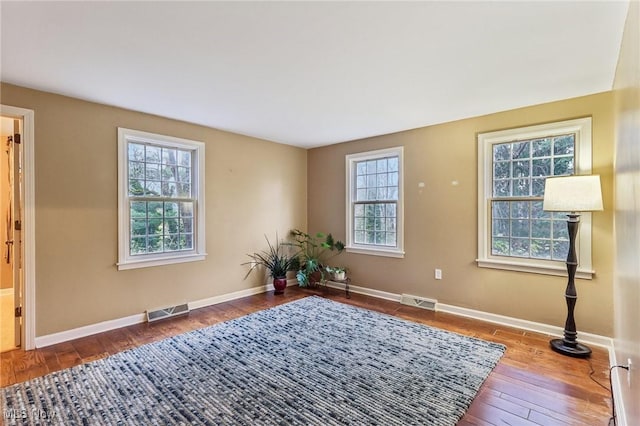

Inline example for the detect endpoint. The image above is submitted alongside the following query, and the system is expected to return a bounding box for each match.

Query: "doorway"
[0,105,34,351]
[0,116,23,352]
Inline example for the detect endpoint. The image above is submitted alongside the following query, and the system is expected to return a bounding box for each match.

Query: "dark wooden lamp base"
[550,338,592,358]
[552,213,591,359]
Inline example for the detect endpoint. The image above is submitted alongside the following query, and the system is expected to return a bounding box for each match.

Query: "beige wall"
[0,83,307,336]
[309,92,614,336]
[0,81,620,342]
[613,1,640,423]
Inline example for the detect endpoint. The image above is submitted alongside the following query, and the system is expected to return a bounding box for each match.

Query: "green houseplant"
[243,235,300,294]
[288,229,345,287]
[325,266,348,281]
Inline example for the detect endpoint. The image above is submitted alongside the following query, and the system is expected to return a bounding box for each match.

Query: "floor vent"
[400,294,437,311]
[146,303,190,323]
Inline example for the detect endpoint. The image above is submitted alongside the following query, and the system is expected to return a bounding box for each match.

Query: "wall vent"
[146,303,190,323]
[400,294,437,311]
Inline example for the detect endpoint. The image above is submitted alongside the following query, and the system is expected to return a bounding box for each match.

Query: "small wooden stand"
[325,277,351,298]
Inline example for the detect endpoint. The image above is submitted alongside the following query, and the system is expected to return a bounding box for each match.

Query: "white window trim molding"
[117,128,207,270]
[345,146,405,258]
[477,117,595,279]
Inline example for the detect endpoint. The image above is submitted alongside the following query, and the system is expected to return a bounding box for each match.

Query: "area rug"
[1,296,505,425]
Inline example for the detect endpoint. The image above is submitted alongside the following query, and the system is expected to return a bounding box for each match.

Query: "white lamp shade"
[543,175,603,212]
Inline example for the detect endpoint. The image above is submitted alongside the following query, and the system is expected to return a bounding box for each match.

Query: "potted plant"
[288,229,345,287]
[325,266,348,281]
[243,234,300,294]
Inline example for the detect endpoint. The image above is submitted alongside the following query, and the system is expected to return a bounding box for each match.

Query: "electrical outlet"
[435,269,442,280]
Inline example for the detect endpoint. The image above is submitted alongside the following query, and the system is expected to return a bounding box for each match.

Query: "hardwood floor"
[1,287,613,425]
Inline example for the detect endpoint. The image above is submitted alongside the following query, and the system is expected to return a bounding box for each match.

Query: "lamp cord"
[587,358,611,392]
[603,364,630,426]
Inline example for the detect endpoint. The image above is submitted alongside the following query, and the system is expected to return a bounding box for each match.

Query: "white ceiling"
[0,1,629,148]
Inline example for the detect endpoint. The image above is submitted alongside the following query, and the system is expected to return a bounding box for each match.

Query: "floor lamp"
[543,175,603,358]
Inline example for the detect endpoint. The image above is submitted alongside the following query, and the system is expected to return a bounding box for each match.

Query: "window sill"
[117,253,207,270]
[476,258,594,279]
[346,246,404,258]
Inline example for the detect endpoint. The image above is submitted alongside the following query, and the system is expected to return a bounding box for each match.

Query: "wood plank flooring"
[0,287,613,425]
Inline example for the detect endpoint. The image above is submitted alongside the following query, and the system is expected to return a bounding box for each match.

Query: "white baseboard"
[325,281,613,351]
[609,345,628,426]
[35,312,147,348]
[34,279,613,359]
[34,281,295,348]
[436,303,614,349]
[188,284,272,310]
[324,280,402,302]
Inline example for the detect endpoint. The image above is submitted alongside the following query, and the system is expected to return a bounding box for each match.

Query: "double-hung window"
[477,118,595,278]
[346,147,404,258]
[117,128,206,270]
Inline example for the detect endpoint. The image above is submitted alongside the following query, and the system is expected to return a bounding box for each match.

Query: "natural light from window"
[117,128,206,270]
[346,147,404,258]
[477,118,595,278]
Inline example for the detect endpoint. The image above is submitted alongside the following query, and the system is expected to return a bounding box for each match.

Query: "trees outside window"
[346,147,404,258]
[477,118,595,278]
[117,128,206,270]
[489,134,574,261]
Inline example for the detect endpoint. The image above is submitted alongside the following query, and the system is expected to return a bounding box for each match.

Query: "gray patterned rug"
[1,296,505,425]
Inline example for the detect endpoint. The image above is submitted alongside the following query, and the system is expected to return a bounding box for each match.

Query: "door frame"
[1,105,35,350]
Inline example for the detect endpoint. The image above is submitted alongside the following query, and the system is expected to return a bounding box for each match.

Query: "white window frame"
[117,128,206,270]
[477,117,595,278]
[345,146,404,258]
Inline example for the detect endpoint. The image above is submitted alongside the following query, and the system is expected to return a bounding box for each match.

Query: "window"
[117,128,206,270]
[477,118,594,278]
[346,147,404,257]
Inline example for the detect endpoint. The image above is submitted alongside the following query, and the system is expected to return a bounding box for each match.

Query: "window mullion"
[491,196,543,202]
[118,127,205,270]
[354,199,396,205]
[346,148,403,256]
[478,118,593,276]
[129,196,193,203]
